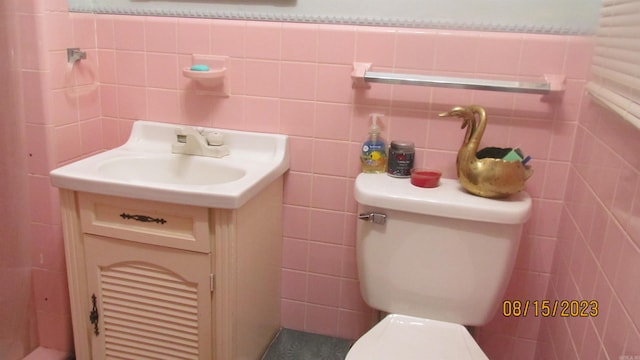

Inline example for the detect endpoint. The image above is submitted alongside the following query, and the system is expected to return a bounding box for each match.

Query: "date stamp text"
[502,300,599,317]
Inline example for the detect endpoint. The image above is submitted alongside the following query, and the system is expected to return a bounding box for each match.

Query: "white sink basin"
[97,155,246,186]
[50,121,289,208]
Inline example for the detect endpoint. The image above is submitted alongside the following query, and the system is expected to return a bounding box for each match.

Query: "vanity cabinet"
[59,178,284,360]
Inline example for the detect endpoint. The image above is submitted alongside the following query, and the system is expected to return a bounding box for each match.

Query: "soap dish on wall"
[183,54,229,96]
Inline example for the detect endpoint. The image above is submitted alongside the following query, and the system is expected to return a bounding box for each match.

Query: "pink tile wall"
[535,98,640,359]
[25,4,606,359]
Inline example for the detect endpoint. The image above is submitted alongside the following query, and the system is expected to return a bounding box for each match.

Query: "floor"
[262,328,354,360]
[22,347,69,360]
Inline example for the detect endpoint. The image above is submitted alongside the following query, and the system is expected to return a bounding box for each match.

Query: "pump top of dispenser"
[368,113,383,138]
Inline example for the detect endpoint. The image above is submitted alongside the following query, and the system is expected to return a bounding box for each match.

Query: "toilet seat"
[346,314,489,360]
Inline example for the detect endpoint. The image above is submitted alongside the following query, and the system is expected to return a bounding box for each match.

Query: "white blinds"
[586,0,640,128]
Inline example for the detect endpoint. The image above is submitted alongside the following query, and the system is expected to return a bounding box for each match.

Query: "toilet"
[347,174,532,359]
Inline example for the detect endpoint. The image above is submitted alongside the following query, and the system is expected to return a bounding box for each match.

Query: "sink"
[50,121,289,208]
[97,155,246,186]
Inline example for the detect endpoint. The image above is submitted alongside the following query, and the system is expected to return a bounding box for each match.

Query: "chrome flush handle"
[358,212,387,225]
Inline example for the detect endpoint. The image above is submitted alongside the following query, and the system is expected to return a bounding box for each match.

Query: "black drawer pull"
[120,213,167,224]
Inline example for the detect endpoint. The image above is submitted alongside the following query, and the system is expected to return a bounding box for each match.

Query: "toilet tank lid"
[354,174,531,225]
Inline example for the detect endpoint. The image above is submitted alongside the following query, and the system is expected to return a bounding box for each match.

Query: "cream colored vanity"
[59,177,282,360]
[51,121,289,360]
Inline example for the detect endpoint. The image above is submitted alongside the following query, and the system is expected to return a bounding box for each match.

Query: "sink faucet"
[172,126,230,158]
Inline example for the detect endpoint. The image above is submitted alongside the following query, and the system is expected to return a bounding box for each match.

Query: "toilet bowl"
[347,314,488,360]
[348,174,531,358]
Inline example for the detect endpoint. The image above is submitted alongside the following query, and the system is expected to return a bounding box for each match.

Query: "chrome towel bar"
[351,62,564,95]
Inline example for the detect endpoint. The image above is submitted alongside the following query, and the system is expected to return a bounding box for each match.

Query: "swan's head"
[439,106,475,129]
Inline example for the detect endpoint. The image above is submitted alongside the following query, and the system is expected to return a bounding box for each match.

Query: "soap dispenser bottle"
[360,113,387,173]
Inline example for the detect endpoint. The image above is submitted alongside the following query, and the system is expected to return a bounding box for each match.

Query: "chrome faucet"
[171,126,230,158]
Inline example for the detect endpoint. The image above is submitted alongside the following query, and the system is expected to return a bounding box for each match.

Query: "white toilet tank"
[354,174,531,326]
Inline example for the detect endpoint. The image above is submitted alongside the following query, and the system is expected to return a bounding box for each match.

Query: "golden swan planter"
[439,105,533,199]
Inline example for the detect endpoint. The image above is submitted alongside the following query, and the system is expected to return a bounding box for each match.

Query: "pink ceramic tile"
[97,50,117,85]
[95,16,115,49]
[71,13,96,49]
[99,84,118,118]
[394,29,436,70]
[30,223,66,271]
[18,14,46,70]
[284,171,312,207]
[281,269,307,301]
[542,162,570,200]
[26,124,54,175]
[243,97,280,133]
[147,89,180,123]
[101,117,121,149]
[245,21,281,60]
[288,137,314,173]
[36,310,74,352]
[475,33,522,76]
[79,118,103,154]
[308,243,343,277]
[307,274,340,307]
[208,96,244,129]
[614,240,640,327]
[564,37,594,81]
[77,87,100,122]
[311,175,347,212]
[145,53,178,89]
[176,18,210,55]
[603,298,629,360]
[279,100,315,137]
[339,279,367,312]
[312,140,349,176]
[281,23,318,62]
[317,25,356,65]
[179,91,214,127]
[337,309,374,340]
[117,85,147,120]
[518,35,567,77]
[282,237,309,271]
[355,27,395,68]
[21,70,49,125]
[314,103,351,141]
[43,12,72,52]
[305,304,339,336]
[145,17,177,53]
[316,64,354,104]
[433,32,479,73]
[387,109,429,148]
[341,246,358,279]
[508,119,553,160]
[430,87,473,112]
[426,115,465,151]
[280,62,317,101]
[113,16,145,51]
[283,205,311,239]
[390,83,431,111]
[50,89,77,126]
[31,269,70,314]
[280,299,306,331]
[244,59,280,97]
[115,51,146,86]
[471,89,516,117]
[309,209,345,245]
[548,121,576,162]
[210,19,245,57]
[53,123,82,163]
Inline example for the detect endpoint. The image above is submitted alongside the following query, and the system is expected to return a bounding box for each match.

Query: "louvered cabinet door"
[83,234,213,360]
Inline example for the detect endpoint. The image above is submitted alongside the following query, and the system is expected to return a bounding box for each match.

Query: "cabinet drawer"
[78,193,210,253]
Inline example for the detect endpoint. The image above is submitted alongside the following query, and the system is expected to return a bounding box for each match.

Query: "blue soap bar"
[190,64,209,71]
